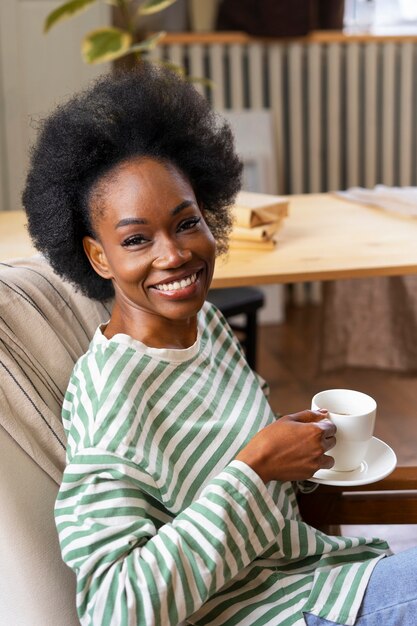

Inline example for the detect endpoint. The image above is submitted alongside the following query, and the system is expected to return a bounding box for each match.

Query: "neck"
[103,303,199,349]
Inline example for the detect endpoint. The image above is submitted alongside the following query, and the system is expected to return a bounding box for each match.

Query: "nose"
[152,236,192,269]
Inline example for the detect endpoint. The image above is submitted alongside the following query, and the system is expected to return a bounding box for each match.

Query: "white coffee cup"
[311,389,377,472]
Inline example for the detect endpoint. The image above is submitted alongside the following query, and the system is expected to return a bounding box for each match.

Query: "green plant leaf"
[152,58,185,76]
[186,76,215,89]
[152,59,214,88]
[129,31,166,53]
[138,0,178,16]
[44,0,97,33]
[82,27,133,64]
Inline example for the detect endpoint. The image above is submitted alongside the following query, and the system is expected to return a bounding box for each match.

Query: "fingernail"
[318,408,328,414]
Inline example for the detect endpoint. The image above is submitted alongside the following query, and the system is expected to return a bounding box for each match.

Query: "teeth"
[155,273,198,292]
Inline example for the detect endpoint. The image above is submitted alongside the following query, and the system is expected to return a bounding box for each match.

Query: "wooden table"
[212,193,417,287]
[3,194,417,285]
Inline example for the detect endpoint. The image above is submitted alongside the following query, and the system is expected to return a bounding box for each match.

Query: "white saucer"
[310,436,397,486]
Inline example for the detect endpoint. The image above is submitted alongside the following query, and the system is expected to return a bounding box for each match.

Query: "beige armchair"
[0,256,110,625]
[0,426,78,625]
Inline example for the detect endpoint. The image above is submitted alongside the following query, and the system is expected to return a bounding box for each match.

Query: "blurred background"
[2,0,417,215]
[4,0,417,320]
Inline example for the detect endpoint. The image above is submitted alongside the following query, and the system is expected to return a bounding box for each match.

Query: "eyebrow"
[115,200,194,229]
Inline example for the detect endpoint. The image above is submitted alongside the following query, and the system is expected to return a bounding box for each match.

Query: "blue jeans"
[304,547,417,625]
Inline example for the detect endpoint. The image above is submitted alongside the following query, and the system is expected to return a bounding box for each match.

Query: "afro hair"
[23,62,242,300]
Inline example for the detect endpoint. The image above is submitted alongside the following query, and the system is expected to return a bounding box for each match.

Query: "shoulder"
[200,299,230,332]
[199,299,250,368]
[63,328,151,453]
[74,326,153,379]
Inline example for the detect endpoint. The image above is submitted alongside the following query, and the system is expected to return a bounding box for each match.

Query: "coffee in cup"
[311,389,377,472]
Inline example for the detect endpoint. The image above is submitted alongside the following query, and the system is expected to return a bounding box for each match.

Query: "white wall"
[0,0,110,212]
[221,110,285,325]
[0,28,9,215]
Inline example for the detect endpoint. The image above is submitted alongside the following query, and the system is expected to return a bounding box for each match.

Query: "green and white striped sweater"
[55,302,390,626]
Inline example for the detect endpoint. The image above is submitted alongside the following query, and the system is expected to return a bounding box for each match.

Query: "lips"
[153,272,198,292]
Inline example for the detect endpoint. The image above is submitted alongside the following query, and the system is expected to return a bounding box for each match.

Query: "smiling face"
[83,157,216,347]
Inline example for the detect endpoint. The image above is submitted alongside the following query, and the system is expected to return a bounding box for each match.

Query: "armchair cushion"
[0,426,79,625]
[0,255,112,625]
[0,256,111,483]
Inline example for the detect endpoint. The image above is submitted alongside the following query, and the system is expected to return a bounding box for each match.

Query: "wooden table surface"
[213,193,417,287]
[3,193,417,286]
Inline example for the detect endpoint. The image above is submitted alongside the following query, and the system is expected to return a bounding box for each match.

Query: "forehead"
[89,157,196,226]
[108,158,191,198]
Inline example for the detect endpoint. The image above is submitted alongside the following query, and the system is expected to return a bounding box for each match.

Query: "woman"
[23,63,415,625]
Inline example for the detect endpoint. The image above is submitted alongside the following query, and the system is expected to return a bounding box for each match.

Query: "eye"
[121,234,149,247]
[178,217,201,232]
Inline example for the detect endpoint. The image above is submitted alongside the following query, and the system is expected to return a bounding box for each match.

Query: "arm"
[55,452,283,625]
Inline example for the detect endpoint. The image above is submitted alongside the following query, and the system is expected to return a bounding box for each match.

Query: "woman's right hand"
[235,410,336,483]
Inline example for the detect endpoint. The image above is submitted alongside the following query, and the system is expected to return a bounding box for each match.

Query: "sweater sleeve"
[55,453,283,625]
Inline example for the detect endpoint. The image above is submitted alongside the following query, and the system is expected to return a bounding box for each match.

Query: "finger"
[322,435,337,452]
[320,453,335,470]
[285,409,329,424]
[310,409,332,423]
[315,418,337,438]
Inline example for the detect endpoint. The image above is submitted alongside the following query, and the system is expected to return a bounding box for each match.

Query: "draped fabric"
[320,276,417,373]
[0,256,111,483]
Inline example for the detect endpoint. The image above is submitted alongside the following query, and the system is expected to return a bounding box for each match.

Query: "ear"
[83,236,113,280]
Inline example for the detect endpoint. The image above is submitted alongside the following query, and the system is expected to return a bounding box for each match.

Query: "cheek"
[202,234,216,283]
[202,237,216,271]
[207,232,216,254]
[109,252,149,286]
[200,223,217,257]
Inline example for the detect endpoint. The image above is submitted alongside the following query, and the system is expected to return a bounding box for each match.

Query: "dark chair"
[207,287,264,370]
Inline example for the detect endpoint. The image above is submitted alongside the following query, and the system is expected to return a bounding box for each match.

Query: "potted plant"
[44,0,179,66]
